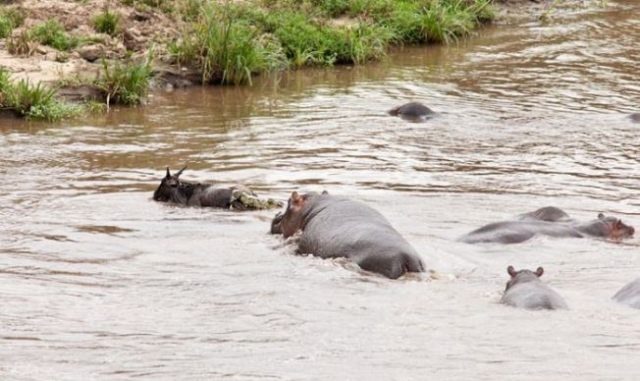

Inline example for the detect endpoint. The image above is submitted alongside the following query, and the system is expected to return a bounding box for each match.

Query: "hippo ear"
[165,167,171,178]
[322,190,329,195]
[175,165,187,178]
[598,213,605,220]
[507,266,516,277]
[291,191,301,202]
[535,267,544,277]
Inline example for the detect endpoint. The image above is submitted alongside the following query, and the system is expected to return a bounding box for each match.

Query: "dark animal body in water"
[628,113,640,123]
[500,266,568,310]
[271,191,425,279]
[153,166,280,210]
[516,206,575,223]
[459,208,634,244]
[388,102,435,122]
[612,278,640,309]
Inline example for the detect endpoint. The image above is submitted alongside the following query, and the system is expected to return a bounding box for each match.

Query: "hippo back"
[501,282,568,310]
[298,195,425,279]
[459,221,583,244]
[613,278,640,309]
[517,206,574,223]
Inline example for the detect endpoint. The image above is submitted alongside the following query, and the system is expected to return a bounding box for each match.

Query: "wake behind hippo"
[459,212,634,244]
[612,278,640,309]
[153,166,281,210]
[271,191,425,279]
[500,266,568,310]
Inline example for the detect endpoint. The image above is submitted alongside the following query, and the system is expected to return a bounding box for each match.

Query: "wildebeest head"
[153,166,188,203]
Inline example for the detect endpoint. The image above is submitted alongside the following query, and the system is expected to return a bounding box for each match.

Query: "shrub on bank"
[169,3,288,85]
[94,53,154,107]
[0,7,25,38]
[0,68,84,121]
[30,20,84,51]
[93,7,120,37]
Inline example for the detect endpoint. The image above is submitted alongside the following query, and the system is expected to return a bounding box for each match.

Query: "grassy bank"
[169,0,495,84]
[0,0,495,120]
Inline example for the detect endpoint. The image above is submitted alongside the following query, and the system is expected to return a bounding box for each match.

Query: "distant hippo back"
[458,220,583,244]
[517,206,573,223]
[500,266,568,310]
[388,102,435,121]
[613,278,640,309]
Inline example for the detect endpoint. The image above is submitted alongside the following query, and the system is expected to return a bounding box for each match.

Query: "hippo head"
[596,213,634,240]
[505,266,544,291]
[153,166,187,203]
[275,190,329,238]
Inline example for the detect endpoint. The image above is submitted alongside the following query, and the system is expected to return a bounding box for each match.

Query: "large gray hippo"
[388,102,435,122]
[270,191,425,279]
[500,266,568,310]
[612,278,640,309]
[459,213,634,244]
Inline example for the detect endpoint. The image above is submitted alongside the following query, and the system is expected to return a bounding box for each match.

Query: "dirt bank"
[0,0,591,102]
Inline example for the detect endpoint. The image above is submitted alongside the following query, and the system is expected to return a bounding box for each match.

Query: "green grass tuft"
[0,7,25,38]
[93,7,120,36]
[0,68,84,122]
[30,20,84,51]
[170,3,287,85]
[95,52,154,107]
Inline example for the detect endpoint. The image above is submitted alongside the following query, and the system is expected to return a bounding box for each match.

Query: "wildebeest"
[153,166,280,210]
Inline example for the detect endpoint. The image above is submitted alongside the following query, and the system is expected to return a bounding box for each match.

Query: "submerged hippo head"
[584,213,635,240]
[153,166,187,203]
[274,190,329,238]
[388,102,434,121]
[505,266,544,292]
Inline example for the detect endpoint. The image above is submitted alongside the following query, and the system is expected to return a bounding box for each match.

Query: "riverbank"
[0,0,603,121]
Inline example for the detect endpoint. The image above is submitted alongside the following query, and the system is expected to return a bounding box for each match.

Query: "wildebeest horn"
[165,167,171,178]
[175,165,187,178]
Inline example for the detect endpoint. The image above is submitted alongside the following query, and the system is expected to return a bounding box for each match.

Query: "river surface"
[2,2,640,380]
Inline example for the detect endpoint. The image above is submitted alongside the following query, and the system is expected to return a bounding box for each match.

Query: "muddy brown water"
[2,2,640,380]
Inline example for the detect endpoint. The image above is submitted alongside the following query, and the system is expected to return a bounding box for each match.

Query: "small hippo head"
[505,266,544,291]
[153,166,187,203]
[595,213,634,240]
[276,190,329,238]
